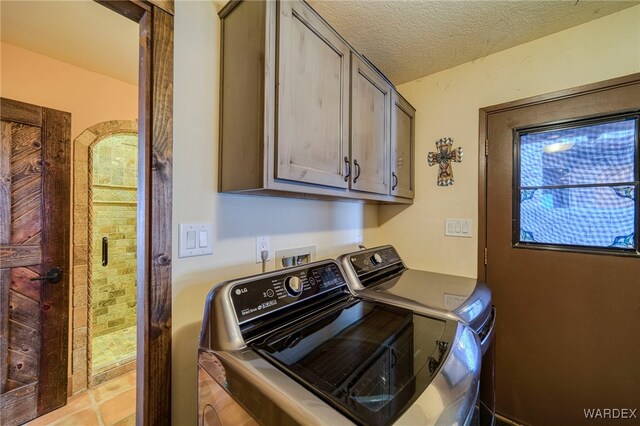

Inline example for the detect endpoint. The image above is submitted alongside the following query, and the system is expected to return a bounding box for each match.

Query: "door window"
[514,114,639,253]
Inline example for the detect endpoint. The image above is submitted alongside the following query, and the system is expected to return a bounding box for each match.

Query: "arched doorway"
[71,119,138,392]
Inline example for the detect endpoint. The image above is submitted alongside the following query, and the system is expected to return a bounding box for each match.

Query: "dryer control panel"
[230,261,346,324]
[348,246,402,276]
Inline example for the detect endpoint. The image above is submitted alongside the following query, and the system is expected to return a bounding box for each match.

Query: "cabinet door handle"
[353,159,361,184]
[344,156,351,182]
[102,237,108,267]
[392,172,398,190]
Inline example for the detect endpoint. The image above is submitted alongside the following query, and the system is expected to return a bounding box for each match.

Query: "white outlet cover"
[256,236,271,263]
[179,223,213,258]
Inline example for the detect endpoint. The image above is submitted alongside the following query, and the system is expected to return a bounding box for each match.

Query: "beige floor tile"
[111,413,136,426]
[25,371,136,426]
[90,371,135,403]
[52,408,100,426]
[27,393,92,426]
[98,388,136,425]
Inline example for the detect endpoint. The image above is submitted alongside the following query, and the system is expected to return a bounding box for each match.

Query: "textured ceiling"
[1,0,139,85]
[308,0,640,85]
[2,1,638,86]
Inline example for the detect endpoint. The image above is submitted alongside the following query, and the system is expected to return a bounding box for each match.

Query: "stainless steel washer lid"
[200,320,480,426]
[338,245,493,334]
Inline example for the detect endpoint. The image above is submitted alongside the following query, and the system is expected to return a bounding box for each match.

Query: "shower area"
[88,132,138,382]
[71,120,140,390]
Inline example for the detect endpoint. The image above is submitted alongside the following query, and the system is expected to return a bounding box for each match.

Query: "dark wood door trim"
[477,72,640,281]
[95,2,173,425]
[38,107,72,414]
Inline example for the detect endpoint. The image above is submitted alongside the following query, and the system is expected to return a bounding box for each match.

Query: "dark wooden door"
[485,77,640,424]
[0,98,71,425]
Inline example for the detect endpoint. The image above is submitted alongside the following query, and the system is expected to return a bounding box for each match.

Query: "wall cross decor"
[427,137,463,186]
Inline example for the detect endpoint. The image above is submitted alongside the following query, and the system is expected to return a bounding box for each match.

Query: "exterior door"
[484,76,640,425]
[350,54,390,195]
[391,92,415,198]
[0,98,71,425]
[276,0,350,189]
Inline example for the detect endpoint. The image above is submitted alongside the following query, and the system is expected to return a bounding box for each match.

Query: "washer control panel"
[349,246,402,275]
[230,262,346,324]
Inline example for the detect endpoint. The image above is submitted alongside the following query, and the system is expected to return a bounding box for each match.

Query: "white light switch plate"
[179,223,213,258]
[445,219,472,238]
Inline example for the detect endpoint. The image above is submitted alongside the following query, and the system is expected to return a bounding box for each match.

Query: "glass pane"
[254,301,450,426]
[520,186,636,248]
[520,119,637,187]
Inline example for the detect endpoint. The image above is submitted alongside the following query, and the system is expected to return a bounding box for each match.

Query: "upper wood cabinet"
[218,0,415,204]
[350,54,390,195]
[391,92,415,198]
[276,1,350,189]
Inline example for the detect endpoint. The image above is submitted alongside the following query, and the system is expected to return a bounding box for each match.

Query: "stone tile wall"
[91,135,138,339]
[72,120,137,394]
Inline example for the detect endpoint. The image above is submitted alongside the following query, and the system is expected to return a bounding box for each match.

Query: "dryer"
[338,246,496,425]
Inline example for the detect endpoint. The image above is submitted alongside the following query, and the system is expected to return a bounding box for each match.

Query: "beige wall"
[379,5,640,278]
[0,42,137,139]
[171,2,380,423]
[2,41,138,389]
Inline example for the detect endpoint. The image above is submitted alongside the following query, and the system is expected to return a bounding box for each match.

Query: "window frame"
[512,111,640,257]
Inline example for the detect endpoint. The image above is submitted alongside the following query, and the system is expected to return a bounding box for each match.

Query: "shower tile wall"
[91,134,137,372]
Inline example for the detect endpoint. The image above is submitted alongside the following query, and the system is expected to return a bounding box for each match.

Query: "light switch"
[198,230,208,248]
[179,223,213,258]
[186,231,197,249]
[445,219,472,238]
[447,222,454,234]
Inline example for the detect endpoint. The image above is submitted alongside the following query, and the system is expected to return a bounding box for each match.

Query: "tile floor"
[92,326,137,373]
[27,371,136,426]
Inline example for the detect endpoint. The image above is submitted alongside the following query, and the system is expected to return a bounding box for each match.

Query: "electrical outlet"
[256,236,271,263]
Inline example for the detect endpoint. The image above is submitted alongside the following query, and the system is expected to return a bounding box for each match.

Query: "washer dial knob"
[371,253,383,265]
[284,276,303,296]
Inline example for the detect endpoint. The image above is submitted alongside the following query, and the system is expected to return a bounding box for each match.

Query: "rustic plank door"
[0,98,71,425]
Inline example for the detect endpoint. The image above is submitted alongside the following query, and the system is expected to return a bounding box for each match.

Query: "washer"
[198,259,481,425]
[338,246,496,425]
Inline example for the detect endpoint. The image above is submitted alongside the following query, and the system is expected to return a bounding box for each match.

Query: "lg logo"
[235,288,247,296]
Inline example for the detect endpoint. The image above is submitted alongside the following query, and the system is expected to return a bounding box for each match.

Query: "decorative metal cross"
[427,137,463,186]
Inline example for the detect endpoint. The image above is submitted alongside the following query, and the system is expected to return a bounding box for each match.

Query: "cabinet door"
[350,54,390,194]
[391,92,415,198]
[276,1,350,189]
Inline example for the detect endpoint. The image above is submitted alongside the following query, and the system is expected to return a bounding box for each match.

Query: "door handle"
[392,172,398,190]
[102,237,108,267]
[344,156,351,182]
[353,159,361,184]
[30,267,63,284]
